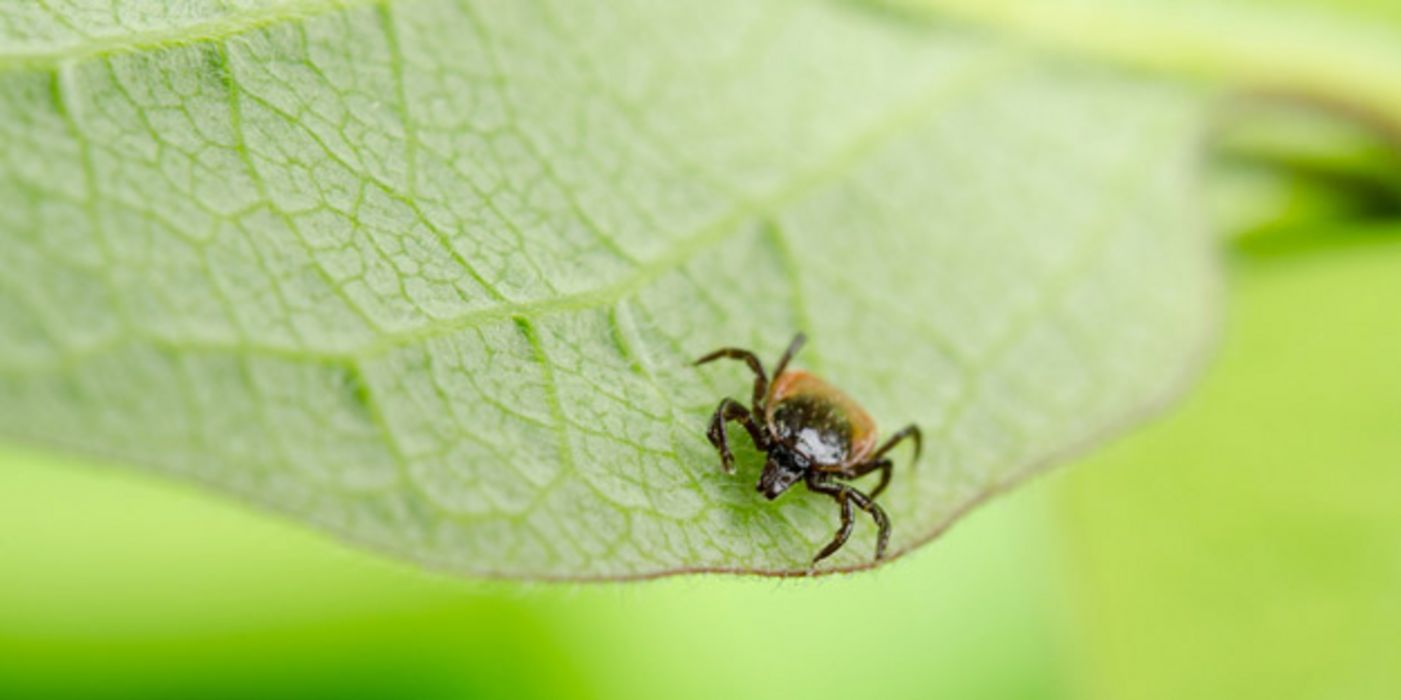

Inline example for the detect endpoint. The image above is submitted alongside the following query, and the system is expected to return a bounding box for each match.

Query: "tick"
[695,333,921,564]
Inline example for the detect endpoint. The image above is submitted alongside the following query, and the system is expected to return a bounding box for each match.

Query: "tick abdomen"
[771,395,853,465]
[765,370,876,466]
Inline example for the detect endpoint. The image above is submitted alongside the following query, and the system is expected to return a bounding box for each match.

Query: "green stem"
[884,0,1401,128]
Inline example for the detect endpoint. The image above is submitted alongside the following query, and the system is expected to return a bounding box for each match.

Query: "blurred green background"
[3,206,1400,697]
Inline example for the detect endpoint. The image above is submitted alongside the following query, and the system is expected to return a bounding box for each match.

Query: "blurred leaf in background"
[880,0,1401,120]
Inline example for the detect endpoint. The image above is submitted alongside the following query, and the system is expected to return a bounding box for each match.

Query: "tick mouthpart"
[757,460,802,500]
[757,480,782,501]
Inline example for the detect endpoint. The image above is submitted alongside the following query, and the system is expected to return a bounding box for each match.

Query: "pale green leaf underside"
[0,0,1215,578]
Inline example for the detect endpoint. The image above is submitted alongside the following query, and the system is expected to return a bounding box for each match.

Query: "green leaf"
[0,0,1217,578]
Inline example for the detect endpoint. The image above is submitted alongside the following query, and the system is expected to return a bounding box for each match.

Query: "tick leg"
[809,475,891,561]
[806,476,854,564]
[813,455,894,498]
[831,458,893,499]
[872,424,922,466]
[843,487,892,560]
[705,398,768,473]
[868,460,893,499]
[771,333,807,384]
[694,347,768,413]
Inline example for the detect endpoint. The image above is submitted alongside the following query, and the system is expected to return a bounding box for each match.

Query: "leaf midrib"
[352,51,1020,359]
[1,46,1020,374]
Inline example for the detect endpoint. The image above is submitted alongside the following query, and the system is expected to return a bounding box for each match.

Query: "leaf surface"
[0,0,1217,577]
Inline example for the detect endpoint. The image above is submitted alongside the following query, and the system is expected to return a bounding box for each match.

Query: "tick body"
[695,334,921,564]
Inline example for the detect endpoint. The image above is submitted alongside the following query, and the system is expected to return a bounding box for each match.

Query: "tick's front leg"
[694,347,769,413]
[705,398,767,473]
